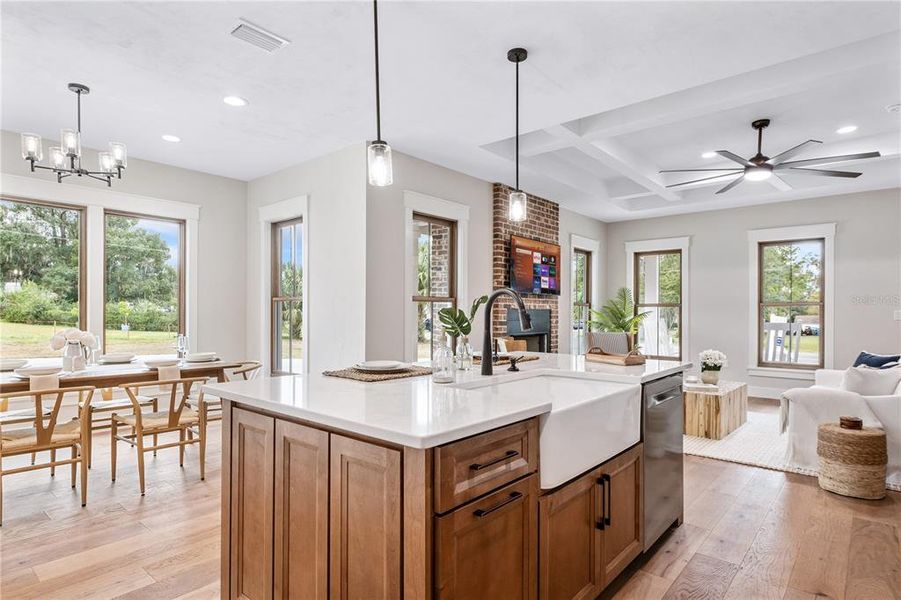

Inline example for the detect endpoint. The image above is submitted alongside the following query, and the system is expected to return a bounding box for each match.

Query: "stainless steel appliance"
[642,373,684,551]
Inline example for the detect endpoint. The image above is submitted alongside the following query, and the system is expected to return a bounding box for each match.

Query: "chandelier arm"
[85,173,112,186]
[31,164,75,174]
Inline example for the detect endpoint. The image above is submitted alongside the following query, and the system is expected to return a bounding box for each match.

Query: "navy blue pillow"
[853,351,901,369]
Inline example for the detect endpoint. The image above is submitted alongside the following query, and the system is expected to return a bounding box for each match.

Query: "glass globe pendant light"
[367,0,393,186]
[508,48,528,222]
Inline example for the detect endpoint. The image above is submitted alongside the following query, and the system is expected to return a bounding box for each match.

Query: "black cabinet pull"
[473,491,523,518]
[596,476,606,530]
[470,449,519,471]
[603,473,612,526]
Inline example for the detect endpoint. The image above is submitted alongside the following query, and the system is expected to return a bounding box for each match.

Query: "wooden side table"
[683,380,748,440]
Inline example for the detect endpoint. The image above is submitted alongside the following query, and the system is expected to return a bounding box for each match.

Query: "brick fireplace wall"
[491,183,560,353]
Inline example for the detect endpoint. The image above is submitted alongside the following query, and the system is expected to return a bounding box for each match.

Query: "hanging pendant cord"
[515,59,519,191]
[757,126,762,155]
[373,0,382,142]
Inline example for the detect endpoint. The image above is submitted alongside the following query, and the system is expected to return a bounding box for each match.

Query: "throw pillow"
[841,366,901,396]
[853,351,901,369]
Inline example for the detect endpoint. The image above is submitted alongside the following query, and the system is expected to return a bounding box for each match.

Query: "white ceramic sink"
[458,374,642,489]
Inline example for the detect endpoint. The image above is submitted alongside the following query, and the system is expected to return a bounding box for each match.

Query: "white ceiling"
[2,1,900,221]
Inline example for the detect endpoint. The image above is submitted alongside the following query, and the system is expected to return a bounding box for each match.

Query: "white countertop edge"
[203,382,553,449]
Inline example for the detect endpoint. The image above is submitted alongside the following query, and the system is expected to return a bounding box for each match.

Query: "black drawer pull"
[470,449,519,472]
[603,473,612,526]
[473,491,523,518]
[596,476,606,530]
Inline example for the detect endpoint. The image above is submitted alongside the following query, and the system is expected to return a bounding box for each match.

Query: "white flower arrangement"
[699,349,728,372]
[50,328,99,352]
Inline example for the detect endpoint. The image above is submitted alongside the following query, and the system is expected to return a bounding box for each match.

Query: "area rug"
[683,410,901,491]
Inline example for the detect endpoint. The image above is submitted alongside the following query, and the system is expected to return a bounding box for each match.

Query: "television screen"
[510,235,561,296]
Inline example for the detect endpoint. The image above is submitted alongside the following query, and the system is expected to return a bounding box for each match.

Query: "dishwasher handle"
[648,389,681,408]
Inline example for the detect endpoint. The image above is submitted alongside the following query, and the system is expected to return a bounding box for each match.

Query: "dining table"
[0,355,248,394]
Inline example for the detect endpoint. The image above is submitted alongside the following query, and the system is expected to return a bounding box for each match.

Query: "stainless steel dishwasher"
[642,373,684,551]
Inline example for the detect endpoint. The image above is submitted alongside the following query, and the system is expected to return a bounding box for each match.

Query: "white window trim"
[747,223,835,379]
[403,190,469,362]
[570,234,601,353]
[0,173,200,351]
[258,196,310,374]
[624,236,690,361]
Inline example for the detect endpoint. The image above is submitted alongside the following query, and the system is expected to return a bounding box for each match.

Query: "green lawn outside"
[0,321,177,358]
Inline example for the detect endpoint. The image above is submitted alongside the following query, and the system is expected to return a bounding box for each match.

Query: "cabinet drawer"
[435,475,539,599]
[434,419,538,514]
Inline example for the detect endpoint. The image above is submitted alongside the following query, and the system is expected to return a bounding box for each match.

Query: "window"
[411,214,456,362]
[758,239,824,369]
[634,250,681,360]
[104,212,184,355]
[571,249,591,354]
[0,198,85,358]
[271,217,303,374]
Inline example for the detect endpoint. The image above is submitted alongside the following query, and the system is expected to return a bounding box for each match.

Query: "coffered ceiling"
[2,1,899,221]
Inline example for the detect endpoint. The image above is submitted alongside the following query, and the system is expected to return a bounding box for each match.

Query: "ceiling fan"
[660,119,882,194]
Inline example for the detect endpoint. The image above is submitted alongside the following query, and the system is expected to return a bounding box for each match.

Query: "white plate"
[99,353,135,364]
[185,352,218,363]
[144,359,180,369]
[0,359,28,371]
[354,361,411,372]
[13,367,62,378]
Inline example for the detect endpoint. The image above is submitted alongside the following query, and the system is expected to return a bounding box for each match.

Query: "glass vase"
[455,335,473,371]
[63,341,85,372]
[432,335,456,384]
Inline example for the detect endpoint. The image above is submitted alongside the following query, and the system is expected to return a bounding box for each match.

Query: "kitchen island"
[206,353,690,600]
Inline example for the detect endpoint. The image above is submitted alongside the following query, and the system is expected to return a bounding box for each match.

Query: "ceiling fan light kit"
[662,117,881,194]
[21,83,127,186]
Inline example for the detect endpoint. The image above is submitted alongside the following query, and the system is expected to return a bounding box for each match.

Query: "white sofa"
[782,369,901,488]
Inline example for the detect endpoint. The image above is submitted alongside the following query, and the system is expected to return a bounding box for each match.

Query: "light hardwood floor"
[1,421,899,600]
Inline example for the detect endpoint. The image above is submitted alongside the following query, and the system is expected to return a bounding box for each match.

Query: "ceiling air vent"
[230,19,290,53]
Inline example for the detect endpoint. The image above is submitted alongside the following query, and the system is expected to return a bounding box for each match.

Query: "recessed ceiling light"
[161,134,181,143]
[835,125,857,134]
[223,95,248,107]
[701,151,717,159]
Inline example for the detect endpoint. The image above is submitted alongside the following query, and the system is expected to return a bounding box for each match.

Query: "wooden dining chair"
[188,360,261,429]
[0,386,94,525]
[79,390,157,469]
[111,377,209,495]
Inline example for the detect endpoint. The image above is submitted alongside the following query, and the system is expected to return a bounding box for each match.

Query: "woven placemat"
[473,354,540,366]
[323,365,432,382]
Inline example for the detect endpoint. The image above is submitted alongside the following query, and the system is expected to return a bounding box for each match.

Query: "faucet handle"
[508,355,523,372]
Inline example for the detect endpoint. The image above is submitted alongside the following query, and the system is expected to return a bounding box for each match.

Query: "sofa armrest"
[814,369,844,388]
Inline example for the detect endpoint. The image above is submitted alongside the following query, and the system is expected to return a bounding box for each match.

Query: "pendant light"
[368,0,393,186]
[507,48,528,222]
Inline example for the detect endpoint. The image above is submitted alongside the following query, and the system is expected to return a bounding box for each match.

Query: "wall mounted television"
[509,235,561,296]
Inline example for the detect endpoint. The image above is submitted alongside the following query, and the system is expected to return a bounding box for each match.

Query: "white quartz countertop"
[204,353,691,449]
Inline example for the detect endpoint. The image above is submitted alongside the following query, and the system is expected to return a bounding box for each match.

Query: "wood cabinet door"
[329,434,402,600]
[599,444,643,587]
[274,420,329,599]
[229,408,275,600]
[538,469,602,600]
[436,475,538,600]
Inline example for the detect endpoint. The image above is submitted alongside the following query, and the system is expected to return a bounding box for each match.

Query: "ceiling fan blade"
[786,168,861,178]
[715,176,745,194]
[715,150,754,167]
[767,173,793,191]
[768,139,822,165]
[659,168,743,173]
[775,151,881,169]
[665,172,742,188]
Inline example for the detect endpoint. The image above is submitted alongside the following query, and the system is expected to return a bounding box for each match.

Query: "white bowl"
[0,358,28,371]
[99,353,135,364]
[144,359,180,369]
[13,367,62,378]
[185,352,218,363]
[354,361,410,372]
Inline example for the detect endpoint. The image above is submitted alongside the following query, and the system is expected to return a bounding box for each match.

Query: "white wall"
[365,151,493,360]
[246,144,367,373]
[605,188,901,397]
[559,208,607,355]
[0,129,248,360]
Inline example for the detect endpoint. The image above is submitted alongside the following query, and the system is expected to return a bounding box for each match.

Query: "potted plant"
[698,349,727,384]
[588,287,649,354]
[438,296,488,369]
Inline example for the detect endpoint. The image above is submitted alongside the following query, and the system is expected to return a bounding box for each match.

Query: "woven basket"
[817,423,887,500]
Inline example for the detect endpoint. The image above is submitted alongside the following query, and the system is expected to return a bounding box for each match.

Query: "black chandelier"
[21,83,127,186]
